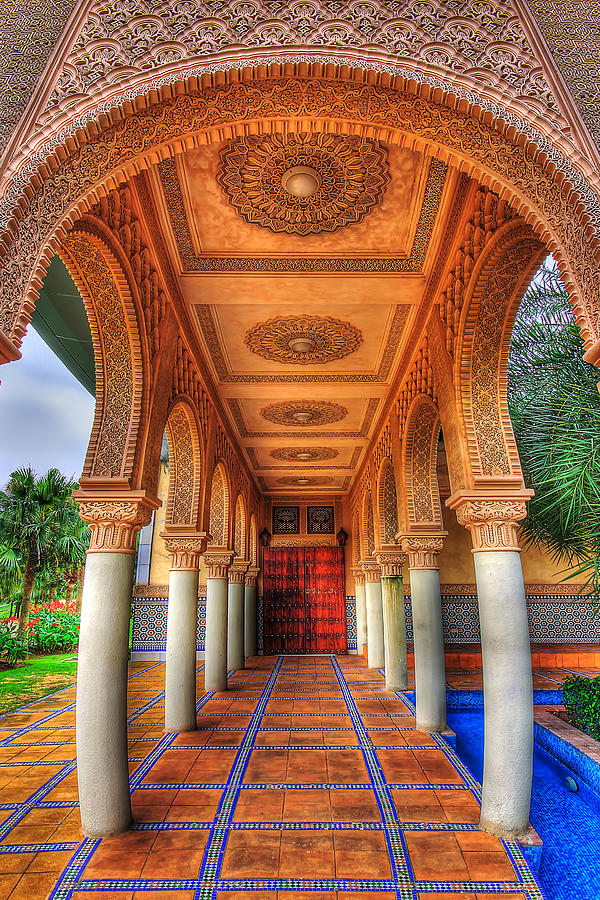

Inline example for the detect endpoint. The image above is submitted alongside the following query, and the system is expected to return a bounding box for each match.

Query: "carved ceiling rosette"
[217,133,390,235]
[260,400,348,427]
[270,447,339,462]
[276,476,334,486]
[245,316,362,365]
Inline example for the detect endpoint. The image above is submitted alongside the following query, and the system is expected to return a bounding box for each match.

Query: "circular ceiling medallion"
[271,447,339,462]
[217,133,390,236]
[277,476,334,486]
[245,315,362,365]
[260,401,348,427]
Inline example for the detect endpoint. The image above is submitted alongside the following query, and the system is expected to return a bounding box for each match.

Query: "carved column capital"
[375,552,406,578]
[454,500,527,552]
[351,566,365,587]
[229,559,250,583]
[163,533,209,570]
[75,492,159,553]
[359,559,382,583]
[204,548,234,579]
[245,566,260,586]
[401,536,445,569]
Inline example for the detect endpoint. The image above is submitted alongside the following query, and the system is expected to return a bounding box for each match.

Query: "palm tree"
[0,467,84,637]
[508,262,600,597]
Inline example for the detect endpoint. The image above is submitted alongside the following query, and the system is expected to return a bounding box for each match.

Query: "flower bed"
[0,600,80,667]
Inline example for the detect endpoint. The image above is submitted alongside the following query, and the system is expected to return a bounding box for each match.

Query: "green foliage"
[0,623,28,667]
[27,604,80,654]
[562,675,600,741]
[508,263,600,598]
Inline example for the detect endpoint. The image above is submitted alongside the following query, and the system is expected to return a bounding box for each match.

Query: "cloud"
[0,329,95,486]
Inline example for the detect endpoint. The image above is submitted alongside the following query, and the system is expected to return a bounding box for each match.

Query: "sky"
[0,328,95,488]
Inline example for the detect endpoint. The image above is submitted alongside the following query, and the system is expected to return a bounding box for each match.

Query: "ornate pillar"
[74,493,158,837]
[204,549,234,692]
[401,536,447,732]
[244,566,260,658]
[452,495,533,837]
[351,567,367,655]
[361,560,384,669]
[163,534,208,733]
[376,551,408,690]
[228,559,249,670]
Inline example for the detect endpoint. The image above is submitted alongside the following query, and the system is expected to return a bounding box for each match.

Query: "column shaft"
[165,568,199,732]
[381,576,408,690]
[474,550,533,836]
[410,568,446,731]
[365,579,384,669]
[227,580,245,670]
[205,577,229,691]
[355,581,367,653]
[244,583,257,657]
[76,551,134,836]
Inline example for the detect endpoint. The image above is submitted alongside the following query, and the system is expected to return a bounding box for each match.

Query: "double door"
[262,546,347,654]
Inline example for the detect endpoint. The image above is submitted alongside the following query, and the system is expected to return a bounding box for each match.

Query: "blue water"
[447,709,600,900]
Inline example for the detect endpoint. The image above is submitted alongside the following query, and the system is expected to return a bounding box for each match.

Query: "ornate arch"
[164,398,203,528]
[57,223,147,484]
[456,222,546,481]
[1,71,599,369]
[249,514,258,567]
[377,458,400,545]
[361,491,376,560]
[402,395,443,531]
[208,460,231,548]
[233,493,247,560]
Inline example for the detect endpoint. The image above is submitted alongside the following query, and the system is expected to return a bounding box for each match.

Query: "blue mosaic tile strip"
[0,841,79,852]
[48,839,100,900]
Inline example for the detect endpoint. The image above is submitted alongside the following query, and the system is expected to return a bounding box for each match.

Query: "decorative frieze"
[76,495,158,553]
[360,559,382,583]
[163,534,209,570]
[401,536,445,569]
[454,500,528,552]
[376,551,406,578]
[204,549,234,579]
[228,560,250,584]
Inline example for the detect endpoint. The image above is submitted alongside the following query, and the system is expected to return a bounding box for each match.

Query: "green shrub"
[562,675,600,740]
[0,623,28,667]
[27,605,80,654]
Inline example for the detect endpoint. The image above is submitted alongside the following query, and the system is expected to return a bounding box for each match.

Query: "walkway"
[0,655,545,899]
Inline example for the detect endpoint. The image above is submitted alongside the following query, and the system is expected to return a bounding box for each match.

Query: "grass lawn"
[0,653,78,716]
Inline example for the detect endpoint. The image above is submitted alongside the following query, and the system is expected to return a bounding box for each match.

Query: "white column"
[363,561,384,669]
[244,567,259,657]
[455,497,533,837]
[352,567,367,655]
[204,550,233,692]
[377,552,408,691]
[74,495,156,837]
[402,537,446,732]
[163,536,207,733]
[227,561,248,670]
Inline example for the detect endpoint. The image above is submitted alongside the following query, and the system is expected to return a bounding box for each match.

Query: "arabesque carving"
[77,498,156,552]
[204,550,234,579]
[401,536,445,569]
[404,398,442,527]
[455,500,528,551]
[352,566,365,587]
[361,559,382,582]
[165,403,198,527]
[245,316,362,365]
[271,447,338,462]
[261,401,348,428]
[163,535,208,570]
[229,560,249,584]
[376,551,406,578]
[245,566,260,586]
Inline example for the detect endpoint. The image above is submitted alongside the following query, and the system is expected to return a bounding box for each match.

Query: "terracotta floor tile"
[83,848,148,879]
[7,871,62,899]
[282,788,331,821]
[455,830,504,852]
[234,788,285,822]
[330,788,381,822]
[25,851,74,874]
[222,831,281,878]
[463,850,517,881]
[0,875,19,900]
[392,788,445,823]
[279,831,334,878]
[151,829,209,851]
[335,848,391,878]
[0,854,35,875]
[435,790,481,824]
[405,832,470,880]
[141,848,205,878]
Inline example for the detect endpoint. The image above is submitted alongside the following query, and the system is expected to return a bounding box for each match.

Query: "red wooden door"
[263,547,347,653]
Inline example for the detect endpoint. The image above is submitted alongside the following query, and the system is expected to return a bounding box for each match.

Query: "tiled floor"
[0,655,547,899]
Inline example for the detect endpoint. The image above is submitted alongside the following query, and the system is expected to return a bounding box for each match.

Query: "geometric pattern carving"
[455,499,528,551]
[272,506,300,534]
[165,403,196,526]
[260,401,348,427]
[378,459,399,543]
[405,399,442,526]
[270,447,338,462]
[209,464,229,546]
[362,493,376,558]
[307,505,335,534]
[245,316,362,365]
[217,134,389,235]
[276,476,334,486]
[234,494,246,558]
[77,498,155,553]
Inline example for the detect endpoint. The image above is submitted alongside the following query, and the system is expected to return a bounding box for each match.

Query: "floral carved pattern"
[406,400,442,526]
[163,536,207,570]
[270,447,338,462]
[379,459,399,544]
[455,500,527,551]
[245,316,362,365]
[401,536,444,569]
[218,133,389,235]
[209,466,227,546]
[78,499,154,552]
[165,404,196,526]
[260,401,348,428]
[276,476,334,486]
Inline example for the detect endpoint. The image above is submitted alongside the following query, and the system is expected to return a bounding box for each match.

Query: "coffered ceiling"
[144,132,469,495]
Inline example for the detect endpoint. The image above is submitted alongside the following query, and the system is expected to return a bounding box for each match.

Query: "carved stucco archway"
[402,395,444,532]
[361,491,376,561]
[233,493,247,561]
[208,460,231,549]
[164,398,203,529]
[1,70,599,371]
[376,457,400,546]
[249,514,258,568]
[57,221,148,487]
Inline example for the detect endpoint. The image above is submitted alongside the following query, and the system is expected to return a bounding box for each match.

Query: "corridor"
[0,656,544,899]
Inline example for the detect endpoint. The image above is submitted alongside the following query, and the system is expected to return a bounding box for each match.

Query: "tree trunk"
[17,562,35,639]
[65,581,74,603]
